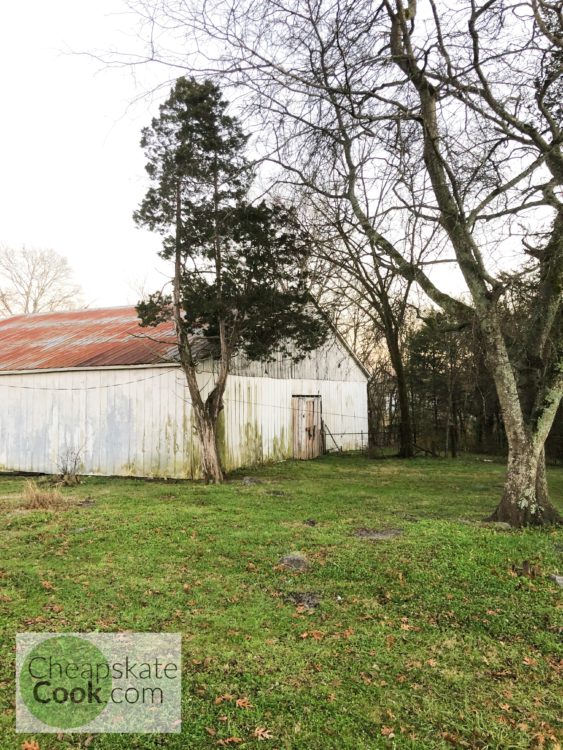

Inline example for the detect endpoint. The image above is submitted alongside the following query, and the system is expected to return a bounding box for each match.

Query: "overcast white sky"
[0,1,175,307]
[0,1,484,311]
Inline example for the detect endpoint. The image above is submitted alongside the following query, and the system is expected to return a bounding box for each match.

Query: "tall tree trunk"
[386,333,414,458]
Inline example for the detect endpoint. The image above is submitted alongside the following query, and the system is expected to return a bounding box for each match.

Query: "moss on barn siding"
[0,331,368,478]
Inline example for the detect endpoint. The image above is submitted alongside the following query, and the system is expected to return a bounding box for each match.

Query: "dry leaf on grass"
[299,630,323,640]
[235,697,253,709]
[381,726,395,738]
[214,694,234,704]
[216,738,242,746]
[253,726,273,740]
[21,742,40,750]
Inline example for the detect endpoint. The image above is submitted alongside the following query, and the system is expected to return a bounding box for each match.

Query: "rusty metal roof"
[0,307,184,371]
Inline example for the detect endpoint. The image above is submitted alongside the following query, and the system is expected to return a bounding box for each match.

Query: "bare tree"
[117,0,562,525]
[0,246,83,317]
[305,205,422,457]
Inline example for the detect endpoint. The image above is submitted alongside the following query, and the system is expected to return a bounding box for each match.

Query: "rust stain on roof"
[0,307,182,371]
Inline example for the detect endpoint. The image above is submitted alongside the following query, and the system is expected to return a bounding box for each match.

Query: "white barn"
[0,307,368,478]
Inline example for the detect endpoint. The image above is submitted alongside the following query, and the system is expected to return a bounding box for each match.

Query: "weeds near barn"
[1,455,562,749]
[56,446,83,486]
[21,479,65,510]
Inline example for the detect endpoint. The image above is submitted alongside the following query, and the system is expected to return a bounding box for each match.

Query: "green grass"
[1,455,562,750]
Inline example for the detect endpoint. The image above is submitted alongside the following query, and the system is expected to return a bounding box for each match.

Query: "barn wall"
[221,375,367,469]
[0,353,367,478]
[229,334,366,382]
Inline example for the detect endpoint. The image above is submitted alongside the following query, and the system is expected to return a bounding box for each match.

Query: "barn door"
[292,395,323,459]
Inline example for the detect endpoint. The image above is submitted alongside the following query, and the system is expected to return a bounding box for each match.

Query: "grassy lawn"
[1,455,562,750]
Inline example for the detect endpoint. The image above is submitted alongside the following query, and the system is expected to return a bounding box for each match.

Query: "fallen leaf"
[235,697,253,709]
[254,726,273,740]
[216,738,242,746]
[41,580,54,590]
[206,727,217,736]
[441,731,470,747]
[214,694,234,704]
[381,726,395,738]
[21,742,40,750]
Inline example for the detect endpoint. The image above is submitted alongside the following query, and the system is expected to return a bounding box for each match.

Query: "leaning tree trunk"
[483,323,562,526]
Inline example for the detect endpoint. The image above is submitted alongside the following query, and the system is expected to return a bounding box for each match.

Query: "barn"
[0,307,368,478]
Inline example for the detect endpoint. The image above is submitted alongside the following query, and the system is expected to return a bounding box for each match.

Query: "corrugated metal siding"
[226,336,366,383]
[0,359,368,478]
[0,307,182,371]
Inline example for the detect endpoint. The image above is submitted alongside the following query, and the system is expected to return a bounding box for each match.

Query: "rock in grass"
[550,574,563,588]
[277,553,310,570]
[355,528,403,541]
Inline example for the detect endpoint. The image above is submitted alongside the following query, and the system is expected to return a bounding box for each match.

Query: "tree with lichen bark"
[134,77,328,483]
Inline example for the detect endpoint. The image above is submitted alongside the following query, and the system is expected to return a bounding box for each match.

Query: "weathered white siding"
[0,334,368,478]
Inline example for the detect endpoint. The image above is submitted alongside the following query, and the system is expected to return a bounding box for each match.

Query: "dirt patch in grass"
[276,552,310,570]
[354,527,403,540]
[282,591,321,609]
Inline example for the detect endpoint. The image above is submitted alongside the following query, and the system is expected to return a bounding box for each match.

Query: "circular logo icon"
[20,635,112,728]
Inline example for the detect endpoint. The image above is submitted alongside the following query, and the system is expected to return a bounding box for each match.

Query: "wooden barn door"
[292,395,323,459]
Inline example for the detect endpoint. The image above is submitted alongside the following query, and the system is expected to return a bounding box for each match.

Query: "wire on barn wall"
[0,369,368,423]
[0,370,173,391]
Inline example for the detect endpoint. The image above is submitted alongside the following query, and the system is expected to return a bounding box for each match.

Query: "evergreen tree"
[134,77,327,482]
